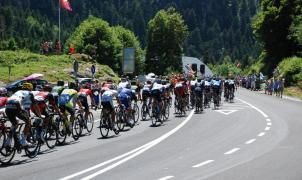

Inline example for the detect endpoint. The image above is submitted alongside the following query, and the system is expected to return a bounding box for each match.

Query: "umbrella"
[23,73,44,80]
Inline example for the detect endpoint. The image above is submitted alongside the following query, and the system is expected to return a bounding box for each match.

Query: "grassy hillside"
[0,51,119,83]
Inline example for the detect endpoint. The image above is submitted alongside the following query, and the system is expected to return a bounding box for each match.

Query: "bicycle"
[141,98,151,121]
[73,109,94,137]
[0,117,40,165]
[131,102,139,124]
[195,94,203,113]
[151,100,163,126]
[54,112,79,145]
[99,107,119,138]
[162,97,170,120]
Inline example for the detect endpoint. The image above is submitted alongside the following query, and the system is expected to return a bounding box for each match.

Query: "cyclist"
[5,83,42,146]
[151,81,163,115]
[118,84,137,124]
[32,84,61,141]
[142,80,152,106]
[51,80,65,104]
[204,77,212,107]
[228,76,236,99]
[224,77,230,101]
[211,77,222,106]
[194,78,204,107]
[174,78,186,109]
[79,83,95,120]
[0,87,8,116]
[101,87,118,132]
[117,78,130,93]
[58,82,83,134]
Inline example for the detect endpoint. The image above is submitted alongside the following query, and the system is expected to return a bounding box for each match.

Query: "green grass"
[284,86,302,100]
[0,50,119,83]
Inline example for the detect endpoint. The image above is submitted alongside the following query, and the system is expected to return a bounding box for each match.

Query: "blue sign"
[91,64,96,75]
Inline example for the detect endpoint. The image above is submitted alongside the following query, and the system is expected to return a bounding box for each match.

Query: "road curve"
[0,88,301,180]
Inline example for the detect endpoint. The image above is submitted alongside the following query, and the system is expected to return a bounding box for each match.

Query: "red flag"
[60,0,72,11]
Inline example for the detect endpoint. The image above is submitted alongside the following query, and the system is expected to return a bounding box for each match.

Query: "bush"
[278,57,302,86]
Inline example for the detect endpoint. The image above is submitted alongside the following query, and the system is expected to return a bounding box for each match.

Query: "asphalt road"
[0,88,301,180]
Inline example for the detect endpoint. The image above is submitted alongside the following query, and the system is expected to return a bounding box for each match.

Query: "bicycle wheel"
[45,118,57,149]
[72,119,80,140]
[116,110,125,131]
[74,114,83,137]
[25,127,40,158]
[141,103,148,121]
[164,103,170,120]
[55,118,67,145]
[0,130,16,165]
[86,112,94,133]
[151,107,157,126]
[133,104,139,124]
[99,117,110,138]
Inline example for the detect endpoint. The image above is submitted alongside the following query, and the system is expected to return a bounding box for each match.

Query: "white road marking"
[158,176,174,180]
[266,119,271,122]
[215,109,238,115]
[245,139,256,144]
[94,119,101,123]
[224,148,240,155]
[236,98,268,118]
[265,127,271,131]
[258,132,266,137]
[267,122,272,126]
[61,110,195,180]
[192,160,215,168]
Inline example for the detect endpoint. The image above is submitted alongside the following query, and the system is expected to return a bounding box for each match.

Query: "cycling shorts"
[151,89,161,102]
[79,95,89,111]
[101,101,114,113]
[120,96,130,109]
[5,108,30,126]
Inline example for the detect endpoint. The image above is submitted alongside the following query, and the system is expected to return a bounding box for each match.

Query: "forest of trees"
[0,0,260,67]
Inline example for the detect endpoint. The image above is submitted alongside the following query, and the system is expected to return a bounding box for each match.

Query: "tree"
[145,8,188,75]
[252,0,302,73]
[66,16,122,70]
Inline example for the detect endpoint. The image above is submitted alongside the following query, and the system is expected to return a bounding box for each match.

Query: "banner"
[123,48,135,74]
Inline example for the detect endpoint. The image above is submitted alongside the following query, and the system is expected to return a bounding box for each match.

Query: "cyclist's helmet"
[0,87,7,96]
[22,82,33,91]
[69,82,77,90]
[43,84,52,92]
[57,80,64,86]
[85,82,91,89]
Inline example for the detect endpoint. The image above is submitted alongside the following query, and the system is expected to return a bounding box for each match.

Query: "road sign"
[91,64,96,75]
[123,47,135,74]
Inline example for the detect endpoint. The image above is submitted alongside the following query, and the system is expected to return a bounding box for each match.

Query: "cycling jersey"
[143,84,152,92]
[51,86,64,96]
[174,82,185,97]
[205,80,211,86]
[58,89,78,108]
[117,82,129,92]
[101,90,117,110]
[79,88,92,97]
[212,80,221,87]
[7,90,37,110]
[118,88,135,109]
[33,91,56,116]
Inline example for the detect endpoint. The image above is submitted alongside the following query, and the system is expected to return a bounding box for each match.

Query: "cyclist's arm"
[31,94,42,118]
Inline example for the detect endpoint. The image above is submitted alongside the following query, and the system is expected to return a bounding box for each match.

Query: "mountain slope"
[0,0,259,65]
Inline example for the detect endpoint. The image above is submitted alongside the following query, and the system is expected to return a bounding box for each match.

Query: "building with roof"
[182,56,213,77]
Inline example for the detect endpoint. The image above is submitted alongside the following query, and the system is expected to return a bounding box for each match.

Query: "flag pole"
[59,0,61,44]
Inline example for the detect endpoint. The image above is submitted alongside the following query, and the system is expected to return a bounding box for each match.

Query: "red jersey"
[79,88,92,96]
[0,97,8,108]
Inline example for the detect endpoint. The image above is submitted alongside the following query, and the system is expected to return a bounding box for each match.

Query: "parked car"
[77,78,93,87]
[5,79,48,95]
